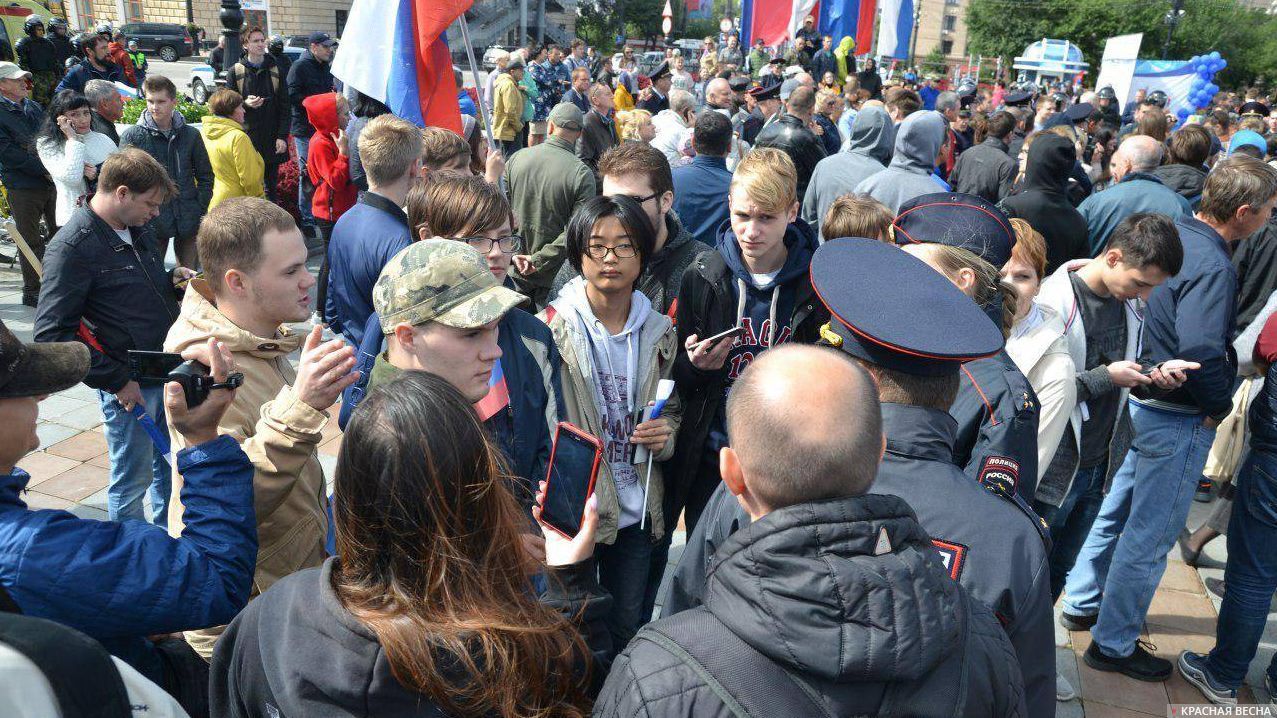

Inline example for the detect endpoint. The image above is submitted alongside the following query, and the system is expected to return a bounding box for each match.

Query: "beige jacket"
[539,294,681,545]
[163,280,329,658]
[1006,303,1078,484]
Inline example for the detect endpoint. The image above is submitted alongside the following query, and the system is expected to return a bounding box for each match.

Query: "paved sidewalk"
[2,261,1271,714]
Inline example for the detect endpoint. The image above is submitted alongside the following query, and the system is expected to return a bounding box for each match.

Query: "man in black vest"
[0,61,54,306]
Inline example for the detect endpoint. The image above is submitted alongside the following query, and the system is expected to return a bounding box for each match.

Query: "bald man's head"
[726,345,883,512]
[1115,134,1165,178]
[706,77,733,109]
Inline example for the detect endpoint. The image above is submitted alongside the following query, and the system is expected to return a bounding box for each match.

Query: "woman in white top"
[1000,218,1078,485]
[37,90,118,229]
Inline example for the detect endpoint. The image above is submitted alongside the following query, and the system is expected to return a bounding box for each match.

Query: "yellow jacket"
[614,83,635,112]
[492,72,525,141]
[200,115,265,208]
[164,281,330,658]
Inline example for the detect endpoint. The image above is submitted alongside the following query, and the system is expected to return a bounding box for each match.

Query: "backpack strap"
[0,613,132,718]
[635,609,833,718]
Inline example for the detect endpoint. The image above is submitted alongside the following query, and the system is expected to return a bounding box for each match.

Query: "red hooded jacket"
[303,92,356,222]
[107,42,137,87]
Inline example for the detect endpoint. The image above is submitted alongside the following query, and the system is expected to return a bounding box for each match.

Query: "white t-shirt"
[595,340,643,529]
[750,269,780,288]
[115,228,132,246]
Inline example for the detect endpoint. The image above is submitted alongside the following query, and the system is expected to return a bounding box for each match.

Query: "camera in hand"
[127,350,244,408]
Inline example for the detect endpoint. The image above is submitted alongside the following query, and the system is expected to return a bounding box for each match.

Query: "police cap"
[648,61,670,81]
[1240,101,1270,118]
[1064,101,1094,123]
[1002,90,1033,106]
[728,76,751,92]
[893,192,1016,268]
[747,76,782,101]
[811,239,1003,376]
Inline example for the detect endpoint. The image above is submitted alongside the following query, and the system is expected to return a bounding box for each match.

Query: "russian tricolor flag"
[741,0,877,55]
[332,0,471,134]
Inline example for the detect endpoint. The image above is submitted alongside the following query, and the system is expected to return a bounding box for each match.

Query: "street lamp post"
[909,3,923,69]
[220,0,243,71]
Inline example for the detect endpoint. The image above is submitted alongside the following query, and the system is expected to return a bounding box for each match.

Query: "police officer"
[16,16,58,106]
[664,237,1056,718]
[638,60,672,114]
[47,17,73,71]
[893,193,1043,502]
[1096,86,1121,128]
[1002,88,1035,158]
[741,76,781,145]
[268,35,292,78]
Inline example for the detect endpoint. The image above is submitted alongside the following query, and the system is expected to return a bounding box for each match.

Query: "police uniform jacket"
[953,350,1041,501]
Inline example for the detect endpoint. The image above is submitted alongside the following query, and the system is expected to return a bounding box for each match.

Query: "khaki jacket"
[539,304,681,545]
[164,281,329,658]
[492,72,525,141]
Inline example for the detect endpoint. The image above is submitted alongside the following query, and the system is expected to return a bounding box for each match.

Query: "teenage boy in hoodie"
[667,148,828,538]
[540,194,681,649]
[120,75,214,269]
[303,91,356,320]
[164,196,358,661]
[549,142,709,315]
[801,104,894,233]
[855,109,948,213]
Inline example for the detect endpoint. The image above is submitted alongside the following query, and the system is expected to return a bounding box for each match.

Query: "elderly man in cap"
[0,61,55,307]
[492,53,527,158]
[507,102,597,308]
[0,317,260,705]
[663,237,1053,718]
[638,60,672,114]
[741,76,782,145]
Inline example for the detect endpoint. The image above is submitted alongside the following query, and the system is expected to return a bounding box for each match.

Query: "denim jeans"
[1034,461,1108,601]
[98,385,172,526]
[293,136,315,225]
[1204,449,1277,688]
[1063,401,1216,657]
[596,522,653,649]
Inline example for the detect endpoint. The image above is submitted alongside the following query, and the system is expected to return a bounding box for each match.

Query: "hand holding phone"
[685,326,739,371]
[537,422,603,539]
[534,481,599,566]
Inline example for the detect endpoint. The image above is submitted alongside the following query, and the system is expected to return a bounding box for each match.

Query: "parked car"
[481,45,511,71]
[188,46,301,104]
[120,22,195,62]
[0,0,64,63]
[637,51,664,77]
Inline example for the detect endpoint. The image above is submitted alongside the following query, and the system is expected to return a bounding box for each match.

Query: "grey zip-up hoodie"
[801,105,894,232]
[855,110,947,213]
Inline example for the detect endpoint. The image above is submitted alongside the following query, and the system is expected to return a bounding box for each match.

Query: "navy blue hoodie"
[706,217,819,450]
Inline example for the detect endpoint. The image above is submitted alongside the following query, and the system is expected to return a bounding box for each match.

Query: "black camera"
[127,350,243,408]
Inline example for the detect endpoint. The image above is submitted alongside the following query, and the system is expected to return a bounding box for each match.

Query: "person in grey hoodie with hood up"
[855,109,948,213]
[801,104,894,233]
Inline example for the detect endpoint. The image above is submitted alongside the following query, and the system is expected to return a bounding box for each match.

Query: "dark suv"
[119,23,195,62]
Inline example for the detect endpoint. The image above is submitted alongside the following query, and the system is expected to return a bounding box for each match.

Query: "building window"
[335,9,348,36]
[942,14,957,31]
[73,0,94,30]
[941,39,954,55]
[945,0,961,5]
[124,0,142,23]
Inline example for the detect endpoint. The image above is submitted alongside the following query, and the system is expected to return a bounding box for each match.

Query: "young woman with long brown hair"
[211,371,612,717]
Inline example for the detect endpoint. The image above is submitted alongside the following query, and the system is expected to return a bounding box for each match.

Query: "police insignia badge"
[931,539,969,581]
[978,455,1020,498]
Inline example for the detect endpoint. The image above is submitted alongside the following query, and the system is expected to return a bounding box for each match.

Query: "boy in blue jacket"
[0,322,257,703]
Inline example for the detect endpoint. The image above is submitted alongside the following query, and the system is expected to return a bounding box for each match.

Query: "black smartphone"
[540,422,603,539]
[127,351,184,382]
[694,325,744,351]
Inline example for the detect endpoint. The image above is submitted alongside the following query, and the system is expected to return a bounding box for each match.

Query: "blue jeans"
[1063,401,1216,657]
[294,136,314,225]
[98,385,172,526]
[1204,449,1277,688]
[596,522,653,648]
[1034,461,1108,601]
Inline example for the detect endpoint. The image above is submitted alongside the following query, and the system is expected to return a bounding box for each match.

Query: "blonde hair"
[615,109,653,141]
[924,244,1018,339]
[731,148,797,214]
[359,115,424,186]
[1008,218,1047,279]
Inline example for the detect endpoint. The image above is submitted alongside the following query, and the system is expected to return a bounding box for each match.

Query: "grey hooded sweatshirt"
[855,110,947,213]
[801,105,894,234]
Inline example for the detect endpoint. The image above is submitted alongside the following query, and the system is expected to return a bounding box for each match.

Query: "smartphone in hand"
[539,422,603,539]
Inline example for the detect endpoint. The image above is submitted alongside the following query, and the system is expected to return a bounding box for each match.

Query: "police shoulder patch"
[930,538,969,582]
[978,455,1020,498]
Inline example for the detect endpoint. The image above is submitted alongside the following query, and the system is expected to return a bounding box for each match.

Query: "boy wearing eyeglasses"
[540,193,681,649]
[325,115,424,346]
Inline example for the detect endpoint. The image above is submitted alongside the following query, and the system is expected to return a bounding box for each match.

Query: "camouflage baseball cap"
[374,239,524,333]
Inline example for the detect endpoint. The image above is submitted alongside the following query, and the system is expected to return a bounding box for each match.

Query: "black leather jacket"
[752,113,827,201]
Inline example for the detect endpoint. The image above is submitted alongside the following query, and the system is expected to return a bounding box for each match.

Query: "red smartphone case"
[541,421,604,539]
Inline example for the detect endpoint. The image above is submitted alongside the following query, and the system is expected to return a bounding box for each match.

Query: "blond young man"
[325,114,423,345]
[663,147,829,542]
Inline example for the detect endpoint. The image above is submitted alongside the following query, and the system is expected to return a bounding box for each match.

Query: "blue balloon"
[1177,107,1191,120]
[1218,58,1228,70]
[1206,82,1219,94]
[1210,50,1221,60]
[1191,77,1205,90]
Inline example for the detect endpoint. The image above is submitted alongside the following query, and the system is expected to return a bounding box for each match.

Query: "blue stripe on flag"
[387,0,424,125]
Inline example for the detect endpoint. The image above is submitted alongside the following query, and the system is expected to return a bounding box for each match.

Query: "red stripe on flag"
[410,0,471,133]
[856,0,876,54]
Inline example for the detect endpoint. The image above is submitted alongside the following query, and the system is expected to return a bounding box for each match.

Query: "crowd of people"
[2,17,1277,718]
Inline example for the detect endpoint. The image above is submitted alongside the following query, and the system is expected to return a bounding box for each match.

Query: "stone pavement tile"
[58,383,101,403]
[50,403,105,431]
[1057,644,1083,713]
[35,422,79,448]
[67,504,108,521]
[37,463,108,502]
[318,436,341,457]
[1146,585,1219,635]
[319,414,342,443]
[21,490,75,511]
[1073,630,1170,715]
[36,395,94,420]
[45,431,108,462]
[1080,701,1160,718]
[86,451,111,468]
[17,451,80,486]
[1160,561,1205,594]
[82,486,109,512]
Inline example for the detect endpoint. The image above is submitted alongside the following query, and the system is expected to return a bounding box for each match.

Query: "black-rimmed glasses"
[461,235,523,254]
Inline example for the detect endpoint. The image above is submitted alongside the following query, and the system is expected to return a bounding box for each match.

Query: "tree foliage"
[965,0,1277,86]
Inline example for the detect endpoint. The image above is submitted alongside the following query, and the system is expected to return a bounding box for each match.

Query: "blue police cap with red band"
[893,192,1017,269]
[811,238,1004,376]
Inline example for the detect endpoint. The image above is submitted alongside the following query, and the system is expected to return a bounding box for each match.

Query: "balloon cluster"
[1178,51,1228,121]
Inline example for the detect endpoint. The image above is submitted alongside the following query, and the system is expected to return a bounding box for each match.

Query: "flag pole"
[458,14,497,152]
